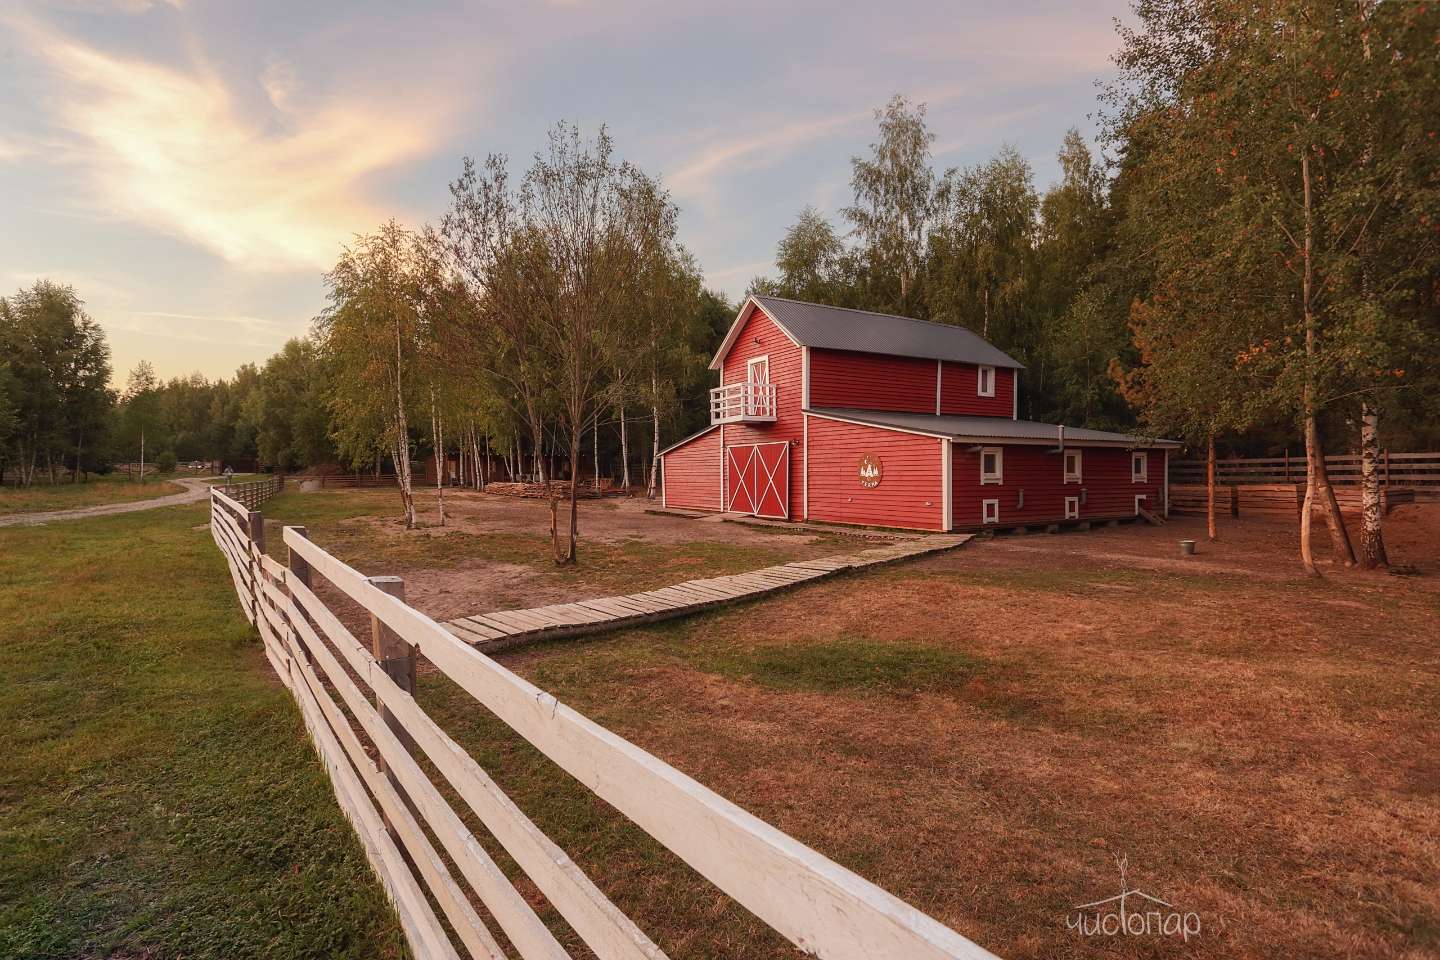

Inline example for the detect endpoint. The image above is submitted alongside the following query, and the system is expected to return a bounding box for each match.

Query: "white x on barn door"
[725,442,789,519]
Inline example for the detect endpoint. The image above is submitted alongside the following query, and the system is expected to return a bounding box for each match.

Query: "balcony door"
[745,356,769,417]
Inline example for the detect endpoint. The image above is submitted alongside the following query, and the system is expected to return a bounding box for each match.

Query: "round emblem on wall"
[857,453,883,488]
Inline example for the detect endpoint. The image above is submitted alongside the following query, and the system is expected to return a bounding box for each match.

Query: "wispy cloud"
[109,310,297,348]
[20,19,452,271]
[667,108,872,207]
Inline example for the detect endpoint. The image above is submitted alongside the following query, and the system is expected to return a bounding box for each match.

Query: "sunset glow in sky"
[1,0,1131,383]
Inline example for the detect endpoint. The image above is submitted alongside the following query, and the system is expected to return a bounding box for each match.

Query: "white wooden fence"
[208,486,998,960]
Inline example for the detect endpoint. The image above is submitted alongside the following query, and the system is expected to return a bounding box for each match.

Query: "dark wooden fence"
[1169,451,1440,487]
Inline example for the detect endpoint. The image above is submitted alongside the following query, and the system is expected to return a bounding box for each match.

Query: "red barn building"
[658,296,1180,532]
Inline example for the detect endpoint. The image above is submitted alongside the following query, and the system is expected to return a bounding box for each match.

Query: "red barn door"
[725,442,789,519]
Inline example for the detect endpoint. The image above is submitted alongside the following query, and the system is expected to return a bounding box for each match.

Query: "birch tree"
[1106,0,1437,575]
[315,221,426,528]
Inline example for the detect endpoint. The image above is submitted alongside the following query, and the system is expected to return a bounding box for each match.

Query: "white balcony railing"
[710,381,778,425]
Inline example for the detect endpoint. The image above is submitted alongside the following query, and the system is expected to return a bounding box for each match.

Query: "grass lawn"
[0,474,188,515]
[0,501,401,959]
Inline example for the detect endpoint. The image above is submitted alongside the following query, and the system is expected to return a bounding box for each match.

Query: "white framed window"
[1063,449,1082,483]
[1064,495,1079,519]
[1132,451,1148,483]
[977,364,995,397]
[980,447,1003,485]
[982,499,1000,524]
[747,355,770,384]
[1134,494,1147,516]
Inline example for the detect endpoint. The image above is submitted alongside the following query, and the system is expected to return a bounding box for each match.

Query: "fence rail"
[1169,450,1440,486]
[217,474,284,508]
[207,487,996,960]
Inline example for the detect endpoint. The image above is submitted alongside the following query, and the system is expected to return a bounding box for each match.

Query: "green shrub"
[154,450,177,474]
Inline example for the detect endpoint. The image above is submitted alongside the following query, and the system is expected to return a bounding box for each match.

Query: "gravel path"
[0,477,217,528]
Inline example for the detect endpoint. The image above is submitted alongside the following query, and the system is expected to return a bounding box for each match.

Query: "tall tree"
[927,146,1039,358]
[844,95,937,316]
[748,206,857,307]
[0,281,112,485]
[315,221,427,528]
[119,361,159,481]
[1106,0,1438,574]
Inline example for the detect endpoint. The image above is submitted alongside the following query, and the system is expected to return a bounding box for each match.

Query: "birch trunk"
[619,402,630,488]
[647,368,660,499]
[592,416,600,491]
[1298,150,1355,573]
[430,394,445,528]
[1359,404,1388,568]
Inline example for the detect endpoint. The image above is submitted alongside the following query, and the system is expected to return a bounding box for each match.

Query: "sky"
[1,0,1133,385]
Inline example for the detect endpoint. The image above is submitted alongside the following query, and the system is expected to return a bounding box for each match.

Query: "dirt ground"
[262,488,865,622]
[452,504,1438,960]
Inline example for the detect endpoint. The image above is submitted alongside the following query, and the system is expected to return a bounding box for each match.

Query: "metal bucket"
[1179,539,1196,556]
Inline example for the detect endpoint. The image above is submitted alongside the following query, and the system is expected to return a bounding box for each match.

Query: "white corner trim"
[802,413,810,520]
[718,423,725,508]
[660,458,666,508]
[935,359,942,415]
[802,346,810,408]
[1012,370,1019,420]
[941,438,952,530]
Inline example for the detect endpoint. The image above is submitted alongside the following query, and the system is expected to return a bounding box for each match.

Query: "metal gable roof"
[742,296,1025,369]
[807,407,1182,448]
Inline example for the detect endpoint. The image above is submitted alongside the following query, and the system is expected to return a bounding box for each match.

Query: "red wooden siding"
[660,428,721,511]
[722,305,805,517]
[940,362,1015,417]
[951,445,1165,527]
[805,416,945,531]
[808,349,937,413]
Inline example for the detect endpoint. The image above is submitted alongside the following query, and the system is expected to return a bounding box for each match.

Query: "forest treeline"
[3,1,1435,572]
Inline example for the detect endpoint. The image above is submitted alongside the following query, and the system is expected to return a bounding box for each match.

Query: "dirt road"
[0,477,216,528]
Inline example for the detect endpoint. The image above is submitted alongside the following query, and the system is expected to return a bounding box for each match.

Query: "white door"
[745,356,769,415]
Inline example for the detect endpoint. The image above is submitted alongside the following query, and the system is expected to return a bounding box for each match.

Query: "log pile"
[484,481,612,500]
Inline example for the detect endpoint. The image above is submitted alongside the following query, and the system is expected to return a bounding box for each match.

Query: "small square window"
[1064,450,1082,483]
[980,447,1003,484]
[1064,496,1079,520]
[977,365,995,398]
[1132,451,1148,482]
[982,499,1000,524]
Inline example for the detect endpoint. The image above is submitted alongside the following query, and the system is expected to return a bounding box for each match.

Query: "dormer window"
[1063,449,1082,483]
[977,365,995,398]
[1132,451,1148,483]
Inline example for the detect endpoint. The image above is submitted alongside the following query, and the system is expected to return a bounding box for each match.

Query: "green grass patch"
[706,637,986,695]
[0,503,400,958]
[0,475,187,515]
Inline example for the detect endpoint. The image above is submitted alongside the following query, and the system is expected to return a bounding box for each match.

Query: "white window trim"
[982,498,1000,524]
[1132,451,1148,483]
[977,364,996,398]
[1063,449,1082,484]
[1064,495,1079,520]
[980,446,1003,485]
[1134,494,1147,516]
[747,354,770,384]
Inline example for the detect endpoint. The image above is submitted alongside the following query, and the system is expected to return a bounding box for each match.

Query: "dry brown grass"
[270,486,1439,959]
[452,506,1439,959]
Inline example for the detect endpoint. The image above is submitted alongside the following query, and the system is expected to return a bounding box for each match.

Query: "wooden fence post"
[368,575,416,832]
[286,525,311,591]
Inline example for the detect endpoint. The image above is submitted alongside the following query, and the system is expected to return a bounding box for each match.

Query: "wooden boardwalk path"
[444,533,973,650]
